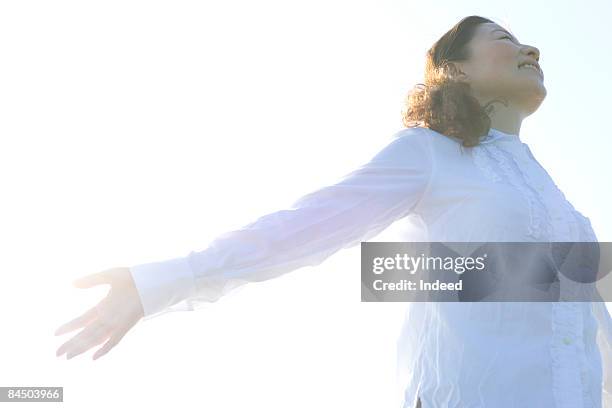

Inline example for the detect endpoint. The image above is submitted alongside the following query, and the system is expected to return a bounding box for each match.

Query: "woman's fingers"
[56,321,111,359]
[92,326,129,360]
[54,305,98,336]
[66,324,111,359]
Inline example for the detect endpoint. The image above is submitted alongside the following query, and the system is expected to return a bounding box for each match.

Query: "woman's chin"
[513,79,547,99]
[521,86,547,114]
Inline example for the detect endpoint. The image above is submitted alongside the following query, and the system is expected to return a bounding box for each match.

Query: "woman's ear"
[445,61,470,82]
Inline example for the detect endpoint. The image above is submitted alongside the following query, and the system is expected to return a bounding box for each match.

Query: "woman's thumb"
[72,269,114,288]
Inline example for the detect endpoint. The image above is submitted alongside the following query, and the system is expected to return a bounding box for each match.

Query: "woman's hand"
[55,267,145,360]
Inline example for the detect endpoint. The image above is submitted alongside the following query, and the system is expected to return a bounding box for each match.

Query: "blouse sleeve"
[129,127,434,319]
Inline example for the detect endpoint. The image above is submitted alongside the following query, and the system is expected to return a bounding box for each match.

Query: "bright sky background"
[1,1,610,407]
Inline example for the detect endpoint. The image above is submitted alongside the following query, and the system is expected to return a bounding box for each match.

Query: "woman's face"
[454,23,547,115]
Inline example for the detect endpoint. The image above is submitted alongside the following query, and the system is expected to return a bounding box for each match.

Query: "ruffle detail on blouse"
[471,144,553,241]
[522,144,599,243]
[471,144,502,182]
[552,185,598,243]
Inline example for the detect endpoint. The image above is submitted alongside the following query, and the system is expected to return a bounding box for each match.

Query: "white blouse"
[130,126,612,408]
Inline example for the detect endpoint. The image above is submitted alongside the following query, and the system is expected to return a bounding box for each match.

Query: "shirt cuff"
[129,256,197,318]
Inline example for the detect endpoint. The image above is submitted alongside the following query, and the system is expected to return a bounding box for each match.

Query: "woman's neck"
[476,96,524,137]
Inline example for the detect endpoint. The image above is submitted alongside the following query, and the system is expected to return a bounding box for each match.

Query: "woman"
[55,16,612,407]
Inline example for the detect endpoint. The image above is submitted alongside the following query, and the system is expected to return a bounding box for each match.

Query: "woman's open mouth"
[518,63,543,79]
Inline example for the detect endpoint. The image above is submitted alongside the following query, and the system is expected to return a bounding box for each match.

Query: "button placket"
[502,143,590,406]
[551,302,585,408]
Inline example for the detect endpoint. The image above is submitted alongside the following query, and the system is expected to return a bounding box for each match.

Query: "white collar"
[480,127,521,144]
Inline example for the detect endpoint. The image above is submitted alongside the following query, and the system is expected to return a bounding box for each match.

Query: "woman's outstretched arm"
[131,127,433,317]
[55,126,433,359]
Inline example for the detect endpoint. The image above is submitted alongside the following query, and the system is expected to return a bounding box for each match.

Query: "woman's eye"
[500,36,511,40]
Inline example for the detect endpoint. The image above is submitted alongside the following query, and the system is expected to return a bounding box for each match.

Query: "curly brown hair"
[401,15,501,147]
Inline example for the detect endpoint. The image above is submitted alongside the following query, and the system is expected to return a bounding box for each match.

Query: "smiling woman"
[397,16,610,408]
[402,16,546,148]
[54,14,612,408]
